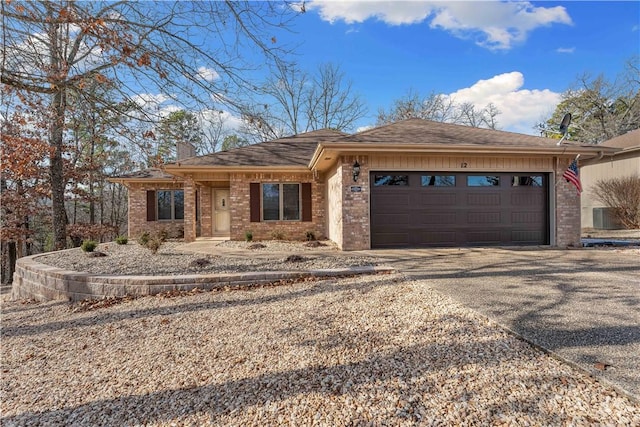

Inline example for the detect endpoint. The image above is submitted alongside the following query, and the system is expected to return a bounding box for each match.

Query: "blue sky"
[267,1,639,135]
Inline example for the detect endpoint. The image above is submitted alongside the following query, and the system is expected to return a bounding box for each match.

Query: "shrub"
[271,229,285,240]
[592,175,640,229]
[146,237,163,254]
[305,230,316,241]
[81,240,98,253]
[158,228,169,242]
[245,230,253,242]
[115,236,128,245]
[137,231,151,247]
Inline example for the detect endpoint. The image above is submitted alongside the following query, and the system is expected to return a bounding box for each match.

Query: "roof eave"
[106,177,181,185]
[164,164,311,177]
[310,143,620,171]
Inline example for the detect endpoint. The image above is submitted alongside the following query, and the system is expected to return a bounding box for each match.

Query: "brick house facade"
[112,119,616,250]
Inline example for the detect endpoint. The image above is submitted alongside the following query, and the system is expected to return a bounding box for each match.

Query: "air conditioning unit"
[592,207,622,230]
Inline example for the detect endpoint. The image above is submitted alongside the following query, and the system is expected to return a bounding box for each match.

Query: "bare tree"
[539,55,639,144]
[1,0,297,249]
[241,62,367,141]
[306,63,368,131]
[592,176,640,229]
[377,90,500,129]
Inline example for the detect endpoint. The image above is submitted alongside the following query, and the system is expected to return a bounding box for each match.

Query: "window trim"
[260,183,302,222]
[156,189,184,221]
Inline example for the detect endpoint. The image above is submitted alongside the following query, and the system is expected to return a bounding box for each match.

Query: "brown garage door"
[370,172,549,248]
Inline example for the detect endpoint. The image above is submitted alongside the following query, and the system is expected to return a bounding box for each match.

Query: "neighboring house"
[111,118,618,250]
[580,129,640,229]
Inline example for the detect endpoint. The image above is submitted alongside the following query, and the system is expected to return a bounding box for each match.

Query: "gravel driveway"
[371,246,640,401]
[2,270,639,425]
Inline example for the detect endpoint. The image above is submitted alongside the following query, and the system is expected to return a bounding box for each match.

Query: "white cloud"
[556,47,575,54]
[197,66,220,82]
[356,124,374,133]
[199,109,244,133]
[131,93,170,108]
[307,0,572,50]
[445,72,562,134]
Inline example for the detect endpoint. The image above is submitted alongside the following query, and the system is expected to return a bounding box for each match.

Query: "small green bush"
[245,230,253,242]
[158,228,169,242]
[81,240,98,252]
[305,231,316,241]
[137,231,151,247]
[115,236,128,245]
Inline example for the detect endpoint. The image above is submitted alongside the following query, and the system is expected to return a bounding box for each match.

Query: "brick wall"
[340,156,370,250]
[229,172,326,241]
[555,157,582,247]
[200,187,213,237]
[127,182,185,239]
[184,177,197,242]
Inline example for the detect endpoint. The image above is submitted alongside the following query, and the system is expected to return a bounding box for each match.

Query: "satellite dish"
[556,113,572,145]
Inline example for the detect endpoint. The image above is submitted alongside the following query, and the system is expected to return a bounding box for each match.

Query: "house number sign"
[350,186,362,192]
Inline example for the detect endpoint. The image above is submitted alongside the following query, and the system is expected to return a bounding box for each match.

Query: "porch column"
[555,157,581,247]
[184,176,197,242]
[341,155,370,250]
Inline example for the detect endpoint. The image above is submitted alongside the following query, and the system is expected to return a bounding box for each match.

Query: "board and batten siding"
[326,163,344,248]
[369,155,553,172]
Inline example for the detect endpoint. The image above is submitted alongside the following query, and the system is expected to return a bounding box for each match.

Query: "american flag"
[563,158,582,194]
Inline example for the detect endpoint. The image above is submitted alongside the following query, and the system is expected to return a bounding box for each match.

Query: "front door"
[213,189,230,234]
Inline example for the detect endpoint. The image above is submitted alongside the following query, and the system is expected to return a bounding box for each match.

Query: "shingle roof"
[172,128,347,167]
[337,118,573,147]
[113,168,176,180]
[600,129,640,150]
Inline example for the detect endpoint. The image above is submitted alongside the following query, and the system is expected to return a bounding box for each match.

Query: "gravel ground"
[2,273,639,425]
[34,240,378,276]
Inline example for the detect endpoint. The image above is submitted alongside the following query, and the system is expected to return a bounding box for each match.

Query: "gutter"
[310,142,620,170]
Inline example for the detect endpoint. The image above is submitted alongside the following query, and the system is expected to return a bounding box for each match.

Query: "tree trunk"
[50,89,68,250]
[1,242,17,285]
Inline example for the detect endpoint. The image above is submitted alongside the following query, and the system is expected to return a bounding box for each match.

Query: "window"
[421,175,455,186]
[467,176,500,187]
[262,183,300,221]
[157,190,184,220]
[511,176,543,187]
[374,175,409,186]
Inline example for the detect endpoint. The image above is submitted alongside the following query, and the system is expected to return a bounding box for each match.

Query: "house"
[111,118,618,250]
[580,129,640,229]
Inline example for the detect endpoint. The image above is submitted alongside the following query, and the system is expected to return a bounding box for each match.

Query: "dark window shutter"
[250,183,261,222]
[301,183,312,222]
[146,190,156,221]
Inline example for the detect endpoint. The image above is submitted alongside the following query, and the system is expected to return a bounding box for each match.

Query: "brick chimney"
[176,141,196,160]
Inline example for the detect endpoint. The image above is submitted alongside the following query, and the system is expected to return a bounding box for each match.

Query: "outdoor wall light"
[352,160,360,182]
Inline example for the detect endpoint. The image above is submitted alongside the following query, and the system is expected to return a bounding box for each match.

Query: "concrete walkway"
[364,246,640,401]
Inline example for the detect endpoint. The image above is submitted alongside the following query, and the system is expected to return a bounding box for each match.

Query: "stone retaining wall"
[12,254,394,302]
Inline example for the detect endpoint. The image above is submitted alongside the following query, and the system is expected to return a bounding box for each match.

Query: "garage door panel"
[373,233,411,247]
[414,231,457,245]
[511,230,544,243]
[373,212,409,224]
[511,193,544,206]
[371,194,409,208]
[467,193,501,206]
[511,211,542,224]
[467,211,501,224]
[415,212,458,225]
[418,193,457,205]
[466,230,502,244]
[371,171,548,248]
